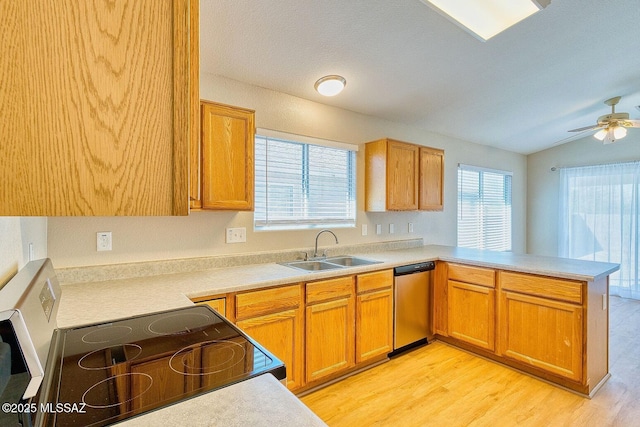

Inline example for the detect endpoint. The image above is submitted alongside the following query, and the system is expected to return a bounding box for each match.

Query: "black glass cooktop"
[38,306,285,426]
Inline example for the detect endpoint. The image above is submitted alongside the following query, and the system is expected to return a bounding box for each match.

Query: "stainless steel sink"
[281,260,343,272]
[324,256,382,267]
[280,256,382,272]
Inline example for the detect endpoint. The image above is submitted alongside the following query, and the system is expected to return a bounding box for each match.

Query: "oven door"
[0,314,42,426]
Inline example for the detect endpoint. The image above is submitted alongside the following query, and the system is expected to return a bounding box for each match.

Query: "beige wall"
[0,217,47,287]
[47,74,527,268]
[527,132,640,256]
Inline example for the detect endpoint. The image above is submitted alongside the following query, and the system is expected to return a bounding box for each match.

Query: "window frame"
[457,163,513,251]
[253,130,357,231]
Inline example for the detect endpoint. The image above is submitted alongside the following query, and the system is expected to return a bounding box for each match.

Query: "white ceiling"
[200,0,640,155]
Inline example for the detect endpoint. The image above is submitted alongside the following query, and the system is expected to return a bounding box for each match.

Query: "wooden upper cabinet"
[419,147,444,210]
[194,101,255,210]
[0,0,198,216]
[365,138,419,211]
[365,138,444,212]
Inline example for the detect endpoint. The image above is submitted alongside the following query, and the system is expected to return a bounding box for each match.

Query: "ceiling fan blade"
[568,124,601,132]
[553,128,595,146]
[621,119,640,128]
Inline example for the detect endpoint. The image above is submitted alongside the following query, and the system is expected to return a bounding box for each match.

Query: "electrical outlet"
[389,223,395,234]
[376,224,382,235]
[97,232,112,251]
[408,223,414,233]
[362,224,368,236]
[226,227,247,243]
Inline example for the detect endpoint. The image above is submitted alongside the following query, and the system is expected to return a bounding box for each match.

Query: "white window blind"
[457,164,512,251]
[254,133,356,230]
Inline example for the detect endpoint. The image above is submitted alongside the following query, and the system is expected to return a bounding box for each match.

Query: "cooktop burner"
[38,306,285,427]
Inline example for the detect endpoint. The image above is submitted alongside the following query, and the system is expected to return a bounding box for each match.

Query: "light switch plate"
[97,232,112,251]
[376,224,382,235]
[389,223,395,234]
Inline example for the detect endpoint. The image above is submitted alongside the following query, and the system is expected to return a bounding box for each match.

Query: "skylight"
[422,0,548,41]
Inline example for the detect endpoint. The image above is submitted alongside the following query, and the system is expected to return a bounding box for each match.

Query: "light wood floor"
[301,296,640,427]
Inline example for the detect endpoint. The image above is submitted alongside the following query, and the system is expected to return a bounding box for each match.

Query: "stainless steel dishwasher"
[391,261,435,356]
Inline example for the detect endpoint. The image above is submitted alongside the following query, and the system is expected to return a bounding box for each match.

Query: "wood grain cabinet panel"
[365,138,444,212]
[195,101,255,210]
[498,290,583,382]
[305,277,355,383]
[356,270,393,363]
[419,147,444,210]
[447,280,496,351]
[0,0,197,216]
[365,138,419,211]
[195,298,226,317]
[237,309,304,390]
[356,289,393,363]
[235,284,304,391]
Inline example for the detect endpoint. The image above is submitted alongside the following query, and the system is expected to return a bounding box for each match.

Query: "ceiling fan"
[568,96,640,144]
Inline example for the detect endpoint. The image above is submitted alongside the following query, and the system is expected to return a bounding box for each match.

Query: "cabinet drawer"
[357,269,393,294]
[448,263,495,288]
[306,276,354,304]
[196,298,226,317]
[236,284,302,320]
[499,271,582,304]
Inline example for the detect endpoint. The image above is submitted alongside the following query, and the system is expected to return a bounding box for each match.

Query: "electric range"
[0,259,286,427]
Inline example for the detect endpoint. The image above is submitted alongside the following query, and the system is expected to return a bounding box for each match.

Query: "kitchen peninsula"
[55,244,618,423]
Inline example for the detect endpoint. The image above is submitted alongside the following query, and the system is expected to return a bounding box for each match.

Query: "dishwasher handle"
[393,261,435,276]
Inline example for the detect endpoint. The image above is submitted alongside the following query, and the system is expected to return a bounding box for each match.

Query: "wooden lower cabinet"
[235,285,304,391]
[196,297,226,316]
[435,263,608,395]
[498,290,583,381]
[498,273,584,382]
[447,280,495,351]
[305,276,356,383]
[356,270,393,363]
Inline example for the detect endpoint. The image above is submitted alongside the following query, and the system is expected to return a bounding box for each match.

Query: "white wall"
[527,132,640,256]
[0,217,47,287]
[47,74,527,268]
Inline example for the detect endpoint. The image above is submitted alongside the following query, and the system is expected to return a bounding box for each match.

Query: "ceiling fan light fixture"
[314,75,346,97]
[593,128,607,141]
[421,0,548,41]
[613,126,627,139]
[597,126,627,145]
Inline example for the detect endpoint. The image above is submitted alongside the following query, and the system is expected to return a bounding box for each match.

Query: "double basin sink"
[281,256,382,272]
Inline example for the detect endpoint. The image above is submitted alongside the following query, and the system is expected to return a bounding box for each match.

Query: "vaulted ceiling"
[200,0,640,154]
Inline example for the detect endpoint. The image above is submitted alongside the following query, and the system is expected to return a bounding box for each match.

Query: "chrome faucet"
[312,229,339,259]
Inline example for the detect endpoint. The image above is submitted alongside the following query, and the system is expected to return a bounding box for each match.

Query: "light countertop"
[115,374,327,427]
[56,244,619,329]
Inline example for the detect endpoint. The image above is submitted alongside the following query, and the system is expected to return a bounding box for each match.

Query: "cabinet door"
[306,297,355,383]
[448,280,495,351]
[0,0,196,216]
[419,147,444,210]
[356,288,393,363]
[386,140,419,210]
[237,309,304,390]
[498,290,583,381]
[199,101,254,210]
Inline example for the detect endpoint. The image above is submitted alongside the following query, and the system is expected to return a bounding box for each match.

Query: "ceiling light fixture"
[314,75,346,96]
[421,0,551,41]
[594,126,627,144]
